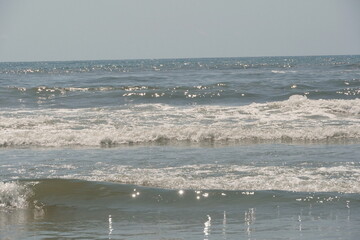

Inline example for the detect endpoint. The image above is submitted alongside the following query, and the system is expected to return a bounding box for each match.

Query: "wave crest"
[1,96,359,147]
[0,182,34,209]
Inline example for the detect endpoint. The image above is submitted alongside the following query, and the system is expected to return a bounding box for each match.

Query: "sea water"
[0,56,359,239]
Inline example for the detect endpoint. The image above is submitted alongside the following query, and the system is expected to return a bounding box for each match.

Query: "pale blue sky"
[0,0,359,62]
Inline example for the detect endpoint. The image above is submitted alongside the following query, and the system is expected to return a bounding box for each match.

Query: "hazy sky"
[0,0,359,62]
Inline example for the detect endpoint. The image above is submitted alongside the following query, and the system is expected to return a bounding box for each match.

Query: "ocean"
[0,55,359,239]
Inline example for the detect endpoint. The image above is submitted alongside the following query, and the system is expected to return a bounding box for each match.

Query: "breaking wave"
[0,96,359,147]
[1,178,358,211]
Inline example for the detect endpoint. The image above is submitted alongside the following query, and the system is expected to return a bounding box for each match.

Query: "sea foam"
[0,182,33,209]
[1,96,359,147]
[87,164,360,193]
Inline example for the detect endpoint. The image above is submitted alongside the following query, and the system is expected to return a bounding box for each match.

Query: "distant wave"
[1,55,358,76]
[0,59,296,75]
[2,75,359,109]
[271,70,297,74]
[6,85,160,93]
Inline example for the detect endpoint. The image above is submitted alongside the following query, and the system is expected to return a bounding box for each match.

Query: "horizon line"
[1,53,359,64]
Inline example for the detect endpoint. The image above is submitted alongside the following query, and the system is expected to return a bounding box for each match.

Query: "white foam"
[0,182,33,209]
[271,70,297,74]
[86,164,360,193]
[1,96,360,147]
[271,70,286,74]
